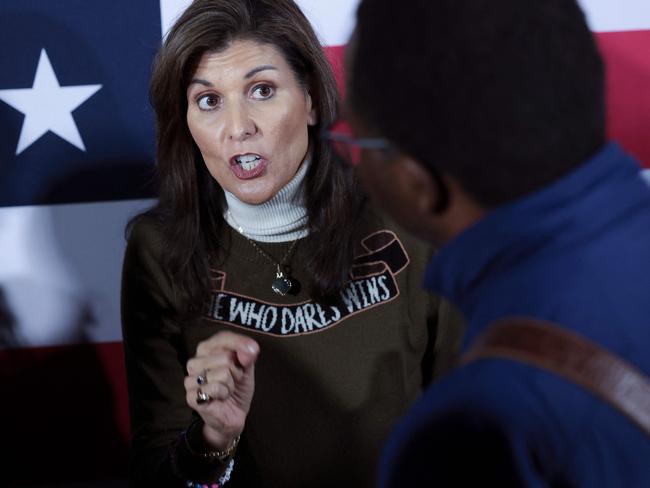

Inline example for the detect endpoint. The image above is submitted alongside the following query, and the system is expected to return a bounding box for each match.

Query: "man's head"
[345,0,605,242]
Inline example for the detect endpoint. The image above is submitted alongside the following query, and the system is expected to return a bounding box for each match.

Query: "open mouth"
[229,153,267,179]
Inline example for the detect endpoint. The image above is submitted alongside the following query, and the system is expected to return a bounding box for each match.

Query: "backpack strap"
[460,317,650,437]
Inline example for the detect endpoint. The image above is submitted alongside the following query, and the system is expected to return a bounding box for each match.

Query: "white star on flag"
[0,49,102,155]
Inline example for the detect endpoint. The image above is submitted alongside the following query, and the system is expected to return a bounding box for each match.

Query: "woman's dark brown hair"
[136,0,363,309]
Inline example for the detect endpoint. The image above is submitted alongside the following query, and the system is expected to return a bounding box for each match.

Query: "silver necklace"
[227,210,299,296]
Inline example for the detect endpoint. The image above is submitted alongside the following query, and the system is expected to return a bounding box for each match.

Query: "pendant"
[272,267,293,296]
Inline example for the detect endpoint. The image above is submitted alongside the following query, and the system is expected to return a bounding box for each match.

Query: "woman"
[121,1,462,486]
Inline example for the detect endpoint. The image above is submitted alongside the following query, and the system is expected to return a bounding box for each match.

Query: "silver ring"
[196,388,211,405]
[197,370,208,385]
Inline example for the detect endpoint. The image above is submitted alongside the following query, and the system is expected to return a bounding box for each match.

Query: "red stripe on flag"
[324,44,346,99]
[597,30,650,168]
[1,341,129,485]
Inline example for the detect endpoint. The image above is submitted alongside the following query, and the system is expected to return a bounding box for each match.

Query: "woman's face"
[186,39,316,204]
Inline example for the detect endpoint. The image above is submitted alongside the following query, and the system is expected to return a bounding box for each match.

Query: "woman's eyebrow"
[188,65,277,88]
[188,78,212,88]
[244,65,277,79]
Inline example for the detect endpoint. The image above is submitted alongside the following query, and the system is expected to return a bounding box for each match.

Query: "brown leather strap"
[460,317,650,437]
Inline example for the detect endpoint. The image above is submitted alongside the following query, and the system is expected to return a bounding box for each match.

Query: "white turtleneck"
[224,154,310,243]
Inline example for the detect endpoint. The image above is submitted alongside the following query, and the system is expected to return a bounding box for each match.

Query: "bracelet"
[185,458,235,488]
[184,428,241,462]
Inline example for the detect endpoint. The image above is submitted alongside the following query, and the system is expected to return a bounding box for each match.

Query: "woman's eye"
[252,84,274,99]
[197,94,220,111]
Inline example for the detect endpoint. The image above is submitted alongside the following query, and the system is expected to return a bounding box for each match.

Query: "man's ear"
[391,155,440,215]
[391,155,486,243]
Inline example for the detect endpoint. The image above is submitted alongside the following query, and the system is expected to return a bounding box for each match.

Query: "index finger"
[196,330,259,358]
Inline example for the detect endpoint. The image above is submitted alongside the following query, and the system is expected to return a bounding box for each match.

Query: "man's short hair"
[348,0,605,207]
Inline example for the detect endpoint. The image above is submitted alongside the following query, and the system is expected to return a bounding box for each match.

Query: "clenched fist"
[185,331,260,450]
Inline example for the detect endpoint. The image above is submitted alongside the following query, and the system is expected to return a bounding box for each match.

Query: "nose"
[221,100,257,142]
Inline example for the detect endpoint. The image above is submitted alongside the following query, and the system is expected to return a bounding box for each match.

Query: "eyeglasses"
[321,120,395,166]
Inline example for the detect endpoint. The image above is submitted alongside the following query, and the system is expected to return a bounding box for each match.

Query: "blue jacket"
[379,143,650,487]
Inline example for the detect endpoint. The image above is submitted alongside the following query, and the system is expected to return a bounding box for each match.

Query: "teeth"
[235,154,261,172]
[240,159,260,171]
[236,154,260,164]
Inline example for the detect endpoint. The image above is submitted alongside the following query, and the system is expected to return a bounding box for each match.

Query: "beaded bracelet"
[185,457,235,488]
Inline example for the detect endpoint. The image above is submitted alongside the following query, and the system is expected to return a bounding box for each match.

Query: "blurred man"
[340,0,650,486]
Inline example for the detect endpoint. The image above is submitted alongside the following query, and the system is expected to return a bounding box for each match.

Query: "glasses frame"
[320,128,396,166]
[321,130,394,151]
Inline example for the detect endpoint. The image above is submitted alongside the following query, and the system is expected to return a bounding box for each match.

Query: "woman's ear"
[306,92,317,126]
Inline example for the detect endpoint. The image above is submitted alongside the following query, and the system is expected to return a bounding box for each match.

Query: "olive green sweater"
[121,206,463,487]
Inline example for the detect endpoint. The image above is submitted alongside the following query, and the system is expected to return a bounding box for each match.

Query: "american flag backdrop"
[0,0,648,485]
